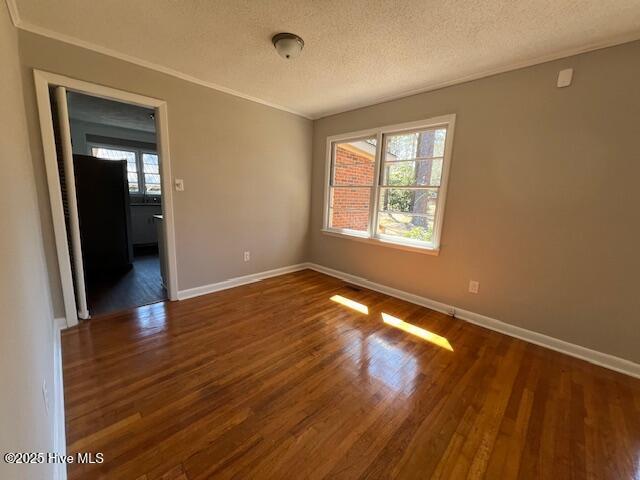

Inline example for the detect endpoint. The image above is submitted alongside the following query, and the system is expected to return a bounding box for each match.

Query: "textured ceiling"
[12,0,640,118]
[67,92,155,132]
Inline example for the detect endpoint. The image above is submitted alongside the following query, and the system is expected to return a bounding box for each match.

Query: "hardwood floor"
[61,269,640,479]
[85,252,166,317]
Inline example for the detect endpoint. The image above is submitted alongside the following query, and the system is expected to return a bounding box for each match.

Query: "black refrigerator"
[73,154,133,274]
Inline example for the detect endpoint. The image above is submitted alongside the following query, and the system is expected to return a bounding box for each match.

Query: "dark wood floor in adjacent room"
[85,252,167,317]
[61,269,640,479]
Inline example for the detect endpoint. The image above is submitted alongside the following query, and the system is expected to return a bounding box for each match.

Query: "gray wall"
[18,30,313,317]
[0,4,57,479]
[14,28,640,365]
[309,41,640,364]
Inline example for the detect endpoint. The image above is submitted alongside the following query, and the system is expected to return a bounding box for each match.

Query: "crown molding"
[314,30,640,119]
[7,0,640,121]
[5,0,20,25]
[9,10,312,120]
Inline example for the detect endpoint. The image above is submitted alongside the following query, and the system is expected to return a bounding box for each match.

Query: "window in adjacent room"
[90,145,162,196]
[323,115,455,253]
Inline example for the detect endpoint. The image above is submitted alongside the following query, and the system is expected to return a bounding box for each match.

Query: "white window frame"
[88,142,161,197]
[322,114,456,255]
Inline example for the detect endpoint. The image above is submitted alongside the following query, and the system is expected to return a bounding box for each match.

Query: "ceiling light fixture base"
[272,32,304,60]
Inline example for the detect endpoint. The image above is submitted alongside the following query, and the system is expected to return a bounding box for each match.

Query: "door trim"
[33,69,179,327]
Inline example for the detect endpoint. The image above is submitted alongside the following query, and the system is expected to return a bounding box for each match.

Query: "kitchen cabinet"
[130,204,162,245]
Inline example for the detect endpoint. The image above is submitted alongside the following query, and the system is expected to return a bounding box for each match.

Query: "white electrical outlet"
[42,380,50,415]
[244,251,250,262]
[468,280,479,294]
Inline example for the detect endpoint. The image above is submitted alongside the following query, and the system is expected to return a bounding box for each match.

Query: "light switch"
[557,68,573,88]
[174,178,184,191]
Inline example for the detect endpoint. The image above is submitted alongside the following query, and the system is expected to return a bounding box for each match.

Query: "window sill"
[321,229,440,256]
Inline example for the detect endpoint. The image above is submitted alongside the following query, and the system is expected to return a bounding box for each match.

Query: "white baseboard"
[307,263,454,316]
[173,261,639,378]
[53,318,68,480]
[305,263,640,379]
[177,263,308,300]
[452,307,640,379]
[54,316,67,331]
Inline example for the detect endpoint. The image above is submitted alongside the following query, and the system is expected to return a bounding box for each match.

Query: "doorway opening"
[67,91,167,316]
[34,71,178,327]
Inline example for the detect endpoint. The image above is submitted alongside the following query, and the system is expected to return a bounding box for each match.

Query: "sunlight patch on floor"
[382,313,453,351]
[330,295,369,314]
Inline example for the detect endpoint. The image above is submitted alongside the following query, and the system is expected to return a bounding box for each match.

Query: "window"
[91,145,162,196]
[323,115,455,253]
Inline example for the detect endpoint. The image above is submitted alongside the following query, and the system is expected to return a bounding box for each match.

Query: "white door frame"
[33,70,179,328]
[54,86,90,320]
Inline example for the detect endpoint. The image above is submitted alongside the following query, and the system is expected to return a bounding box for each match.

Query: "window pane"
[332,138,376,186]
[91,147,139,193]
[381,157,443,187]
[142,153,161,194]
[328,137,376,232]
[385,127,447,161]
[377,188,438,243]
[142,153,158,165]
[329,187,371,232]
[145,182,161,194]
[144,173,161,184]
[91,147,136,163]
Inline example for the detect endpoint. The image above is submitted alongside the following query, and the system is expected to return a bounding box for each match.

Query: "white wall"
[0,3,58,479]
